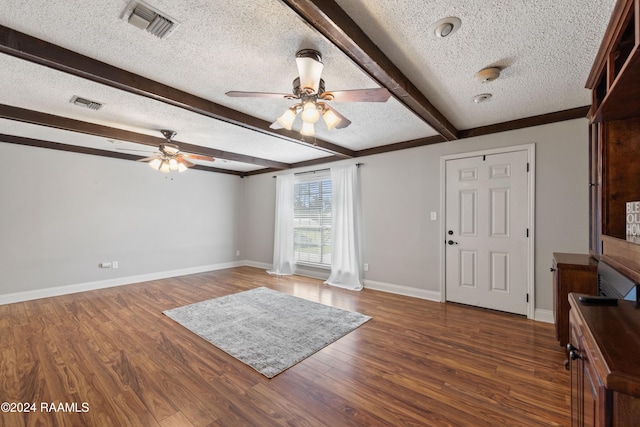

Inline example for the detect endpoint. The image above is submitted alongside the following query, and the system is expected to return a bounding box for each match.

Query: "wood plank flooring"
[0,267,570,426]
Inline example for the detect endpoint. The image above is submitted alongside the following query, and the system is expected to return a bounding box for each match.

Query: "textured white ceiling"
[0,0,617,172]
[0,119,264,172]
[335,0,616,129]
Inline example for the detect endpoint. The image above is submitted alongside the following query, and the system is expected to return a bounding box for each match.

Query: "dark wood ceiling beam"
[0,103,290,170]
[458,106,589,139]
[0,25,354,159]
[246,106,589,175]
[280,0,459,141]
[0,133,243,175]
[355,135,446,158]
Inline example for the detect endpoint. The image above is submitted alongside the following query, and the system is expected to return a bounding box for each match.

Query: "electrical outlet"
[430,211,437,221]
[236,250,240,257]
[99,262,112,268]
[363,263,369,271]
[112,261,119,269]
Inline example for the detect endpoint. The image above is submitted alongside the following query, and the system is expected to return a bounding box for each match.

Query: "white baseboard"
[0,261,245,306]
[364,278,442,302]
[0,262,558,326]
[534,308,554,324]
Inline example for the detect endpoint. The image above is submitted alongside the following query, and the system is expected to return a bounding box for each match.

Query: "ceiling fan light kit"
[137,130,215,173]
[296,49,324,93]
[148,158,162,170]
[301,101,321,123]
[277,107,299,130]
[321,107,341,131]
[226,49,391,136]
[300,121,316,136]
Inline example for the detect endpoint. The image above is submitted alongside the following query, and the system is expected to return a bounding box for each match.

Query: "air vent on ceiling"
[70,96,103,110]
[121,0,180,39]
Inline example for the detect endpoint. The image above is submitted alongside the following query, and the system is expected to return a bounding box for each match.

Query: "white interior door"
[444,150,529,315]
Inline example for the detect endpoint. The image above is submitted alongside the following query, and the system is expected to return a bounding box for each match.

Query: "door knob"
[447,240,458,245]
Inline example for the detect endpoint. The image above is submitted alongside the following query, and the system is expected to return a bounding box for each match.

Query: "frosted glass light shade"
[148,158,162,170]
[322,109,342,130]
[177,162,188,173]
[277,108,297,130]
[301,101,320,123]
[159,161,171,173]
[300,121,315,136]
[296,56,324,93]
[169,158,179,170]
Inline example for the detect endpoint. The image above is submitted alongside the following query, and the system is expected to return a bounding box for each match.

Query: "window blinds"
[293,173,332,266]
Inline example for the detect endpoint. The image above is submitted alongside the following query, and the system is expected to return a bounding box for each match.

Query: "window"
[293,172,331,267]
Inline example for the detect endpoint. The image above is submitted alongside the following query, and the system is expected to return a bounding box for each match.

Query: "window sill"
[295,261,331,270]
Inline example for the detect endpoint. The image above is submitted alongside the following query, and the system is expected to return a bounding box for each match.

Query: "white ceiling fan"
[125,130,215,173]
[226,49,391,136]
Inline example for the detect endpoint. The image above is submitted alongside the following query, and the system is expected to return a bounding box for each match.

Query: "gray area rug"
[163,287,371,378]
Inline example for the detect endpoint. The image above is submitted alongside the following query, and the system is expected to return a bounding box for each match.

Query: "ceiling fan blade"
[269,120,284,130]
[183,153,215,162]
[323,104,351,129]
[225,91,294,99]
[296,50,324,93]
[322,87,391,103]
[137,156,160,162]
[179,157,196,168]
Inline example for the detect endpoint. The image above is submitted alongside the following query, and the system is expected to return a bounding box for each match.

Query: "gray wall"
[0,142,245,297]
[243,118,591,313]
[1,118,590,315]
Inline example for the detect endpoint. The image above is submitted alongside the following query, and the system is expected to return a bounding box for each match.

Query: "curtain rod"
[273,163,363,178]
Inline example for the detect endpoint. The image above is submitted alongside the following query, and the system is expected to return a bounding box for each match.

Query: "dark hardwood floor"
[0,267,570,426]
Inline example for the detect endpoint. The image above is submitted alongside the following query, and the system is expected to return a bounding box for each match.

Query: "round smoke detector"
[473,93,492,104]
[429,17,462,39]
[475,67,501,83]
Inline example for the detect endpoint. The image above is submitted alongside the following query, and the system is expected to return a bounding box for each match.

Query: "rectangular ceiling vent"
[121,0,180,40]
[70,96,103,110]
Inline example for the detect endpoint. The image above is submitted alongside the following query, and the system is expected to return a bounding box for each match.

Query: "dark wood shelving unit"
[587,0,640,281]
[571,1,640,425]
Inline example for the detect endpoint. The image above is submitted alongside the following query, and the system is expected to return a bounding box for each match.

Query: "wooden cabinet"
[568,293,640,426]
[587,0,640,283]
[552,253,598,346]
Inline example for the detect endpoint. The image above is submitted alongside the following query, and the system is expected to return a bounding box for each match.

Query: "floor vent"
[70,96,103,110]
[122,0,179,39]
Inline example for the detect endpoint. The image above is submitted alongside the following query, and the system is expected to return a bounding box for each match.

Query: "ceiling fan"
[135,130,215,173]
[225,49,391,136]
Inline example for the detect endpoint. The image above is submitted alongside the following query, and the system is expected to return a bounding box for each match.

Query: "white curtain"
[325,164,363,290]
[267,174,295,276]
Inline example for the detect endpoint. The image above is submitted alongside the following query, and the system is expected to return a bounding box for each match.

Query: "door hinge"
[526,162,530,172]
[526,228,529,237]
[526,293,529,303]
[482,155,486,161]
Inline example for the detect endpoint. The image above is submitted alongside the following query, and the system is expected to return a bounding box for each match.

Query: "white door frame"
[439,143,536,319]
